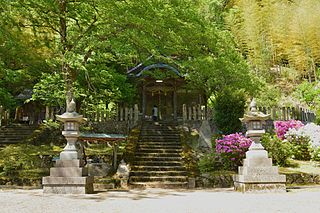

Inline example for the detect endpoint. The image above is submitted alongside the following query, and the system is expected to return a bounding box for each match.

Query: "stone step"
[135,152,181,157]
[130,171,188,176]
[138,141,181,145]
[139,139,180,142]
[132,161,183,166]
[137,145,182,149]
[129,181,188,189]
[239,166,279,175]
[140,135,179,138]
[130,176,188,182]
[55,160,84,167]
[0,125,36,145]
[136,148,182,153]
[131,165,186,171]
[134,156,183,161]
[140,132,179,135]
[50,167,88,177]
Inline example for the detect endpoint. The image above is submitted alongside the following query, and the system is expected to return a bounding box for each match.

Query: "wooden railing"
[182,104,212,121]
[257,106,316,123]
[81,104,139,125]
[0,106,10,126]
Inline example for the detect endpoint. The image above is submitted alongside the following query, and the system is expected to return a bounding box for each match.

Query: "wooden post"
[287,107,291,120]
[45,106,50,120]
[182,104,187,121]
[272,107,276,120]
[188,107,192,120]
[292,107,296,120]
[201,105,205,120]
[198,105,202,120]
[129,107,133,121]
[124,107,128,121]
[134,104,139,124]
[120,107,124,121]
[192,106,197,120]
[142,85,146,118]
[282,107,286,121]
[0,105,3,126]
[173,90,177,120]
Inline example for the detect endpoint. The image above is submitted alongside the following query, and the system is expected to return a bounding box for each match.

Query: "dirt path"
[1,186,320,213]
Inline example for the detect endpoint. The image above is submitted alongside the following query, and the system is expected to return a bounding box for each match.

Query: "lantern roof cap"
[240,98,270,122]
[56,112,86,123]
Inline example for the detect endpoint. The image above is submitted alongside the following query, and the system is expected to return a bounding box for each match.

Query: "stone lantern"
[43,99,93,194]
[234,99,286,193]
[56,99,85,160]
[240,98,270,156]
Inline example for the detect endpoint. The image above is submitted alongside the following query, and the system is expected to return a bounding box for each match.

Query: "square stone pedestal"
[43,159,94,194]
[234,154,286,193]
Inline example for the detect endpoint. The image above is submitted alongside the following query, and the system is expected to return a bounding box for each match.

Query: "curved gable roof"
[135,63,182,77]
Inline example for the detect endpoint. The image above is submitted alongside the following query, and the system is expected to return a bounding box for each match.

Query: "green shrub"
[198,152,224,173]
[312,147,320,161]
[0,144,62,177]
[261,133,293,167]
[290,136,312,161]
[285,129,313,161]
[213,90,246,134]
[26,120,65,145]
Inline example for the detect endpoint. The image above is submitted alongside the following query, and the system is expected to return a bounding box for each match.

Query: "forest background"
[1,0,320,129]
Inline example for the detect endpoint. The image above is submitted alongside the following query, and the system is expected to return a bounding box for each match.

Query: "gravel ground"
[1,186,320,213]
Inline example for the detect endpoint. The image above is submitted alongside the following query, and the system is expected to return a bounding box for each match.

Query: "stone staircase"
[129,121,188,188]
[0,124,36,146]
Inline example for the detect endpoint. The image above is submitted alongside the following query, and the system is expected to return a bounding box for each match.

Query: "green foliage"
[226,0,320,89]
[312,147,320,162]
[289,135,312,161]
[31,73,66,107]
[213,89,246,134]
[294,81,320,123]
[0,0,259,111]
[198,152,223,173]
[0,144,62,177]
[261,133,293,167]
[26,120,66,146]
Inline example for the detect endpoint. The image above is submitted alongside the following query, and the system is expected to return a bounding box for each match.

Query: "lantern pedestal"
[43,109,93,194]
[233,150,286,193]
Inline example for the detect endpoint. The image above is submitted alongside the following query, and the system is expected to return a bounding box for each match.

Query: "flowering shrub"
[285,128,312,160]
[215,133,253,170]
[274,120,304,140]
[261,133,293,166]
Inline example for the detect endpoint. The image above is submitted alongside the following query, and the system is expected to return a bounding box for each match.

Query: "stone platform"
[234,153,286,193]
[43,159,94,194]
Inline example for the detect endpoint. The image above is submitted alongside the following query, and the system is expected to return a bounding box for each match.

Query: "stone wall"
[90,121,130,134]
[196,172,320,188]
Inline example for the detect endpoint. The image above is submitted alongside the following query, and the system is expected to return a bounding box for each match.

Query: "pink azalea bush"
[215,133,253,170]
[274,120,304,140]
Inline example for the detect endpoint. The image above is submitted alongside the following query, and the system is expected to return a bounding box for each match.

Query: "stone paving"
[1,186,320,213]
